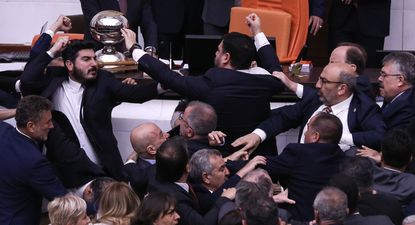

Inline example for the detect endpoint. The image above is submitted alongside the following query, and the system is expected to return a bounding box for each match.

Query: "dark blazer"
[148,179,230,225]
[202,0,234,27]
[80,0,157,48]
[0,122,67,225]
[264,143,345,221]
[192,174,240,214]
[329,0,391,38]
[138,45,285,156]
[151,0,186,34]
[46,120,106,188]
[309,0,325,18]
[344,213,394,225]
[359,192,403,225]
[124,159,155,198]
[187,138,211,157]
[381,87,415,131]
[20,52,159,181]
[259,88,385,150]
[373,166,415,205]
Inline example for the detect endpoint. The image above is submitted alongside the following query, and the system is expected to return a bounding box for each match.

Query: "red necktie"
[119,0,128,15]
[322,106,332,114]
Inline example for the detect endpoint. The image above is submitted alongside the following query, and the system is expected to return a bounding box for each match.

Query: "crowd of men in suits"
[0,2,412,224]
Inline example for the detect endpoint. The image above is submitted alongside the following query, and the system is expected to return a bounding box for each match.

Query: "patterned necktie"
[119,0,128,15]
[322,106,332,114]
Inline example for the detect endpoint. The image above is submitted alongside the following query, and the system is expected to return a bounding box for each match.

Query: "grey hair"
[189,148,222,183]
[313,187,348,223]
[383,52,415,86]
[338,70,357,93]
[186,101,217,136]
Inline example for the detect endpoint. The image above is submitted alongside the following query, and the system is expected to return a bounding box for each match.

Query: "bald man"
[124,122,169,197]
[233,63,385,153]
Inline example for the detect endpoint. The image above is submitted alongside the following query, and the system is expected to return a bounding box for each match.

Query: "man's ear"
[65,60,74,72]
[27,121,35,133]
[312,131,320,143]
[83,185,94,203]
[223,52,231,65]
[147,145,157,156]
[202,172,210,184]
[349,63,357,72]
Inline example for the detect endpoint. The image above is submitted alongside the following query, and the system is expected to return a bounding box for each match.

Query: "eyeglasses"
[379,71,402,79]
[178,112,192,129]
[318,76,344,85]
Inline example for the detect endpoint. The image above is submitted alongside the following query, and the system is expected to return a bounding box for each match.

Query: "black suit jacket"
[265,143,345,221]
[46,120,106,188]
[80,0,157,48]
[148,179,230,225]
[124,159,155,198]
[0,122,67,225]
[359,192,403,225]
[20,52,159,181]
[138,45,285,156]
[381,87,415,131]
[344,213,394,225]
[329,0,391,38]
[202,0,234,27]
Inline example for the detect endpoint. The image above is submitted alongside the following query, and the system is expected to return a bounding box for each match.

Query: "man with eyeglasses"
[232,62,385,154]
[377,52,415,131]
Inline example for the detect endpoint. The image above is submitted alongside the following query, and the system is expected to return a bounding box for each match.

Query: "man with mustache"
[233,62,385,154]
[19,39,160,182]
[377,52,415,131]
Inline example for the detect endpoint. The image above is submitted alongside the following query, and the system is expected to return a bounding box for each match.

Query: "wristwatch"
[129,43,142,55]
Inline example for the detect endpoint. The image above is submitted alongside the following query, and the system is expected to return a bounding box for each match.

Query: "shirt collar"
[330,94,353,115]
[237,66,271,75]
[66,77,84,91]
[175,182,189,192]
[140,157,156,165]
[15,127,33,140]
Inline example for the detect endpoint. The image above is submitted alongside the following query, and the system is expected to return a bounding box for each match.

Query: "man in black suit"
[122,21,285,156]
[339,157,403,225]
[328,0,391,67]
[189,148,266,214]
[378,52,415,131]
[328,174,394,225]
[80,0,157,53]
[0,95,67,224]
[233,62,385,153]
[202,0,237,35]
[261,112,346,221]
[373,129,415,205]
[20,39,160,181]
[124,122,169,197]
[148,137,234,225]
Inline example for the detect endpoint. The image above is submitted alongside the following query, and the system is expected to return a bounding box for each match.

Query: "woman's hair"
[48,194,87,225]
[96,182,141,225]
[136,192,177,225]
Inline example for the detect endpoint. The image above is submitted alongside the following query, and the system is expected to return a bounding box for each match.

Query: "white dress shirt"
[52,78,100,164]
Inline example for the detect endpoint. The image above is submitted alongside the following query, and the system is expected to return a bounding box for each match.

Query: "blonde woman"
[48,194,91,225]
[93,182,140,225]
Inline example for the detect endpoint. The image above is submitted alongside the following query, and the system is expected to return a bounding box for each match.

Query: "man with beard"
[233,63,385,153]
[19,39,160,182]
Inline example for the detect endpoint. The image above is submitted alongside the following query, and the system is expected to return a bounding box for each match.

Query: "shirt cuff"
[253,129,266,142]
[125,159,136,165]
[45,29,55,38]
[296,84,304,99]
[15,80,21,93]
[254,32,270,51]
[132,48,147,62]
[46,51,54,58]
